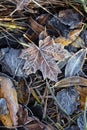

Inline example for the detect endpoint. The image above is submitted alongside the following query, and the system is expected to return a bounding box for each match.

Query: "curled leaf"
[54,76,87,88]
[0,76,19,126]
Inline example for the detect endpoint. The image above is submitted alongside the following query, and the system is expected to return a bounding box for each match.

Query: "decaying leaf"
[58,9,82,29]
[48,9,82,37]
[65,49,86,77]
[54,76,87,88]
[48,15,69,37]
[75,86,87,109]
[16,78,29,105]
[0,76,19,126]
[55,29,82,46]
[29,17,44,34]
[20,36,69,81]
[25,17,44,41]
[56,88,79,115]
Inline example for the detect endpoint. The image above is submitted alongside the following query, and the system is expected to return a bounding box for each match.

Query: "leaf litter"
[0,0,87,130]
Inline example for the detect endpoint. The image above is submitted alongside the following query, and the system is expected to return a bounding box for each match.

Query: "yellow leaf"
[0,113,12,127]
[55,29,82,46]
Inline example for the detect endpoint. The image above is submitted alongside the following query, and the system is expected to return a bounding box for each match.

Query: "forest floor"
[0,0,87,130]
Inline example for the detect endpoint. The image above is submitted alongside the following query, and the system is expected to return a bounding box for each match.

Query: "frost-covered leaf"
[20,36,69,81]
[0,48,24,77]
[65,49,86,77]
[0,76,19,126]
[58,9,82,29]
[56,88,79,115]
[77,113,84,130]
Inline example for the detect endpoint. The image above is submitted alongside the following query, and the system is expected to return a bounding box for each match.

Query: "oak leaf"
[20,36,69,81]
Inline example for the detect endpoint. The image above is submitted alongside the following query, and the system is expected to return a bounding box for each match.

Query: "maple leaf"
[20,36,69,81]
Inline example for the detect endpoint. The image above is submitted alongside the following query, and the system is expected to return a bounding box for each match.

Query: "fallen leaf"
[48,9,82,37]
[29,17,44,34]
[55,29,82,46]
[17,78,29,105]
[54,76,87,88]
[0,48,24,77]
[58,9,82,29]
[56,88,79,115]
[77,113,84,130]
[48,15,69,37]
[0,76,19,126]
[20,36,69,81]
[65,49,86,77]
[36,14,50,25]
[75,86,87,109]
[25,17,44,41]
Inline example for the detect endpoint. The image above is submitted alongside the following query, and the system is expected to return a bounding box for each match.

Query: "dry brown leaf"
[75,87,87,110]
[29,17,44,34]
[55,29,82,46]
[26,17,44,41]
[20,36,69,81]
[54,76,87,88]
[0,76,19,126]
[17,78,29,105]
